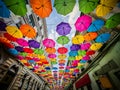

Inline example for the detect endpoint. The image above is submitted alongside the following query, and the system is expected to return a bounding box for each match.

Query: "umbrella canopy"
[56,22,71,35]
[72,35,84,44]
[42,38,55,48]
[95,33,111,43]
[54,0,76,16]
[20,24,36,38]
[75,55,82,60]
[84,32,98,41]
[4,33,17,42]
[70,44,80,51]
[82,55,90,60]
[0,21,7,31]
[0,0,10,18]
[96,0,118,16]
[57,36,70,45]
[90,43,103,50]
[58,60,66,63]
[48,54,57,58]
[58,54,67,59]
[34,48,44,55]
[15,46,24,52]
[19,52,27,57]
[79,0,99,14]
[69,51,78,57]
[6,26,23,38]
[45,47,56,54]
[3,0,27,16]
[105,13,120,29]
[16,39,28,47]
[28,40,40,48]
[30,0,52,18]
[68,56,75,61]
[75,15,92,32]
[87,19,105,32]
[80,42,91,50]
[86,50,95,55]
[78,50,86,56]
[57,47,68,54]
[8,48,18,55]
[23,48,33,53]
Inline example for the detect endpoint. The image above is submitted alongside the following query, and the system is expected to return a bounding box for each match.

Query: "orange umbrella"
[45,47,56,54]
[30,0,52,18]
[20,24,36,38]
[84,32,98,41]
[58,60,66,63]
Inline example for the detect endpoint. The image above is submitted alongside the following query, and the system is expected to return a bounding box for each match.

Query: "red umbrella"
[4,33,17,42]
[59,66,64,69]
[86,50,95,55]
[23,48,33,53]
[16,39,28,47]
[57,47,68,54]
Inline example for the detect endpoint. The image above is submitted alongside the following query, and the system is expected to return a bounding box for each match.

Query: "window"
[29,14,35,27]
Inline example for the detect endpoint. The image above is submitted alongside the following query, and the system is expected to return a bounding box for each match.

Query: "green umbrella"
[78,50,86,56]
[51,61,57,65]
[3,0,27,16]
[68,56,75,61]
[79,0,99,14]
[19,52,27,57]
[34,49,44,55]
[54,0,76,16]
[105,13,120,29]
[57,36,70,45]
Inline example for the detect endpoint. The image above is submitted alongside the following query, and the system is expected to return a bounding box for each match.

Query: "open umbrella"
[48,54,57,58]
[86,50,95,55]
[30,0,52,18]
[0,0,10,18]
[54,0,76,16]
[57,36,70,45]
[105,13,120,29]
[84,32,98,41]
[75,15,92,32]
[6,26,23,38]
[72,35,84,44]
[19,52,27,57]
[95,33,111,43]
[0,21,7,31]
[56,22,71,35]
[28,40,40,48]
[69,51,78,57]
[87,19,105,32]
[58,60,66,63]
[82,55,90,60]
[23,48,33,53]
[45,47,56,54]
[57,47,68,54]
[58,54,67,59]
[20,24,36,38]
[96,0,118,16]
[78,50,86,56]
[8,48,18,55]
[90,43,103,50]
[70,44,80,51]
[15,46,24,52]
[3,0,27,16]
[68,56,75,61]
[4,33,17,42]
[79,0,99,14]
[75,55,82,60]
[80,42,91,50]
[16,39,28,47]
[42,38,55,48]
[34,48,44,55]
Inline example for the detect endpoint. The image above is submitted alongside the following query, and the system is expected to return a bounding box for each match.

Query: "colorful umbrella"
[20,24,36,38]
[0,21,7,31]
[69,51,78,56]
[70,44,80,51]
[6,26,23,38]
[8,48,18,55]
[87,19,104,32]
[57,36,70,45]
[34,48,44,55]
[48,54,57,58]
[58,54,67,59]
[78,50,86,56]
[3,0,27,16]
[75,15,92,32]
[90,43,103,50]
[19,52,27,57]
[84,32,98,41]
[42,38,55,48]
[68,56,75,61]
[15,46,24,52]
[54,0,76,16]
[45,47,56,54]
[28,40,40,48]
[80,60,87,63]
[4,33,17,42]
[86,50,95,55]
[79,0,99,14]
[96,0,118,16]
[30,0,52,18]
[82,55,90,60]
[16,39,28,47]
[72,35,84,44]
[75,55,82,60]
[0,0,10,18]
[80,42,91,50]
[23,48,33,53]
[57,47,68,54]
[105,13,120,29]
[58,60,66,63]
[56,22,71,35]
[95,33,111,43]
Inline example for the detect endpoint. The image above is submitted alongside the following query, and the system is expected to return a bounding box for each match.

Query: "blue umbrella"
[80,60,87,63]
[87,19,104,32]
[52,67,58,70]
[45,67,51,70]
[95,33,111,43]
[0,0,10,18]
[28,60,35,64]
[8,48,18,55]
[69,51,78,56]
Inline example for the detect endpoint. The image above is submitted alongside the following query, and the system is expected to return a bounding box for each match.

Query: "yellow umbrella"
[90,43,103,50]
[38,55,46,59]
[6,26,23,38]
[58,54,67,59]
[96,0,118,16]
[20,59,27,63]
[72,35,84,44]
[75,55,82,60]
[49,58,56,61]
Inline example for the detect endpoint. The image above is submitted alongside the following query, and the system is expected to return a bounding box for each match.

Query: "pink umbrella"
[42,38,55,48]
[82,55,90,60]
[48,54,57,58]
[80,42,91,50]
[16,39,28,47]
[75,15,92,32]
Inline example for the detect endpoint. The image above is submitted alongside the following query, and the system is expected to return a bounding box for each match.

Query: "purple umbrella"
[15,46,23,52]
[56,22,71,35]
[70,44,80,51]
[0,21,7,31]
[28,40,40,48]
